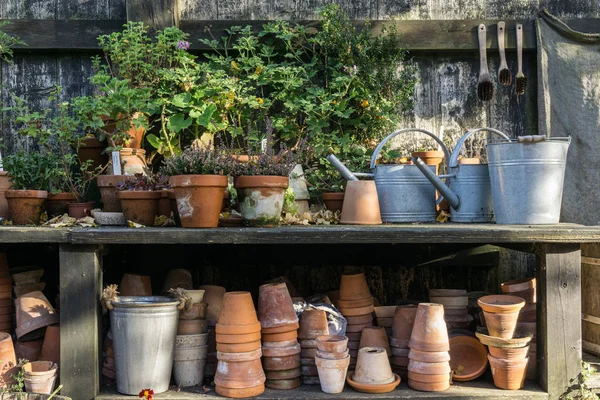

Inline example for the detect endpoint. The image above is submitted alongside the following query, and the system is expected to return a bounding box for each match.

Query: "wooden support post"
[59,244,102,400]
[126,0,180,29]
[537,243,582,399]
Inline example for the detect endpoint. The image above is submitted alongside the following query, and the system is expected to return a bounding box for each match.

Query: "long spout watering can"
[327,128,451,223]
[412,127,510,223]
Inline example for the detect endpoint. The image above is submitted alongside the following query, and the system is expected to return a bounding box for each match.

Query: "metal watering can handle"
[370,128,452,170]
[449,127,511,168]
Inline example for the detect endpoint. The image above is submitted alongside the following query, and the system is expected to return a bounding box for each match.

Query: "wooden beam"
[2,18,598,52]
[536,243,582,399]
[126,0,180,29]
[60,244,102,400]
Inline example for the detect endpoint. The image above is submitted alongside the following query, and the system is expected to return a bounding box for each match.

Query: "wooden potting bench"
[1,223,599,400]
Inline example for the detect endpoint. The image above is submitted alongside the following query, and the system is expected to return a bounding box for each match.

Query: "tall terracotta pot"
[170,175,228,228]
[298,310,329,340]
[235,175,288,227]
[0,172,11,219]
[409,303,449,352]
[118,190,160,226]
[339,273,371,302]
[217,292,260,334]
[5,190,48,225]
[97,175,127,212]
[391,305,418,346]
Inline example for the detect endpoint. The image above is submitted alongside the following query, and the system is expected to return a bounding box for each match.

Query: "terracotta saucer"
[215,384,265,398]
[449,335,488,381]
[475,332,532,348]
[347,372,401,393]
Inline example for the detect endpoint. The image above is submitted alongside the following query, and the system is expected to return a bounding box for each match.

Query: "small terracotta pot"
[339,273,372,301]
[119,273,152,296]
[170,175,228,228]
[78,137,109,171]
[97,175,127,212]
[488,354,528,390]
[322,192,344,213]
[316,355,350,394]
[15,339,42,363]
[408,349,450,363]
[214,358,266,389]
[408,371,450,383]
[15,291,59,340]
[408,379,449,392]
[162,269,193,293]
[261,342,301,357]
[234,176,289,227]
[359,327,390,356]
[0,172,12,219]
[483,311,521,339]
[178,319,208,335]
[39,324,60,364]
[477,295,525,314]
[67,202,95,219]
[316,335,348,353]
[217,291,259,327]
[262,330,298,342]
[298,310,329,340]
[340,181,382,225]
[409,303,449,352]
[118,190,160,226]
[179,302,208,320]
[392,305,418,342]
[353,347,395,385]
[262,354,301,371]
[0,332,17,387]
[448,335,488,381]
[215,384,265,398]
[265,368,302,380]
[488,344,529,360]
[258,283,298,330]
[5,190,47,225]
[216,331,261,344]
[45,192,77,217]
[346,321,374,333]
[199,285,226,325]
[22,361,58,394]
[216,341,261,353]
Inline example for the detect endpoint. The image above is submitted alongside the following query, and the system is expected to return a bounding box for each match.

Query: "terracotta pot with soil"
[118,190,160,226]
[45,192,77,217]
[477,295,525,339]
[67,201,95,219]
[0,172,12,219]
[5,190,47,225]
[488,354,528,390]
[258,283,298,333]
[235,175,288,227]
[409,303,449,352]
[170,175,228,228]
[298,310,329,339]
[97,175,126,212]
[322,192,344,213]
[77,137,109,171]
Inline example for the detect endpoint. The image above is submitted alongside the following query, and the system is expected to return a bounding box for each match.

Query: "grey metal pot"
[413,127,510,223]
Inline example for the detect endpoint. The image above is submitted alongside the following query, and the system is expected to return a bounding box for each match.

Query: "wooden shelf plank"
[1,18,597,52]
[0,224,599,245]
[97,381,548,399]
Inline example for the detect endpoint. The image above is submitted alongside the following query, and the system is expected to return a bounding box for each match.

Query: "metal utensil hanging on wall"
[515,24,528,95]
[477,24,494,101]
[497,22,512,86]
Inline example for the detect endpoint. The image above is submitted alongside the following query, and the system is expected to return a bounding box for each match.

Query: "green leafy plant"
[0,21,25,63]
[2,151,60,191]
[161,144,236,176]
[561,362,598,400]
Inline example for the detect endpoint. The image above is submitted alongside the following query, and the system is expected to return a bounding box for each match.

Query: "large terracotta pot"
[0,332,17,387]
[77,137,109,171]
[15,291,59,340]
[45,192,77,218]
[199,285,226,326]
[5,190,48,225]
[322,192,344,213]
[409,303,449,352]
[97,175,126,212]
[118,190,160,226]
[0,172,11,219]
[258,283,298,333]
[170,175,228,228]
[340,181,382,225]
[234,175,288,227]
[488,354,528,390]
[359,327,390,356]
[298,310,329,340]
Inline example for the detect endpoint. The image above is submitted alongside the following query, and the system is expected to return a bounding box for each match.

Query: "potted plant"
[116,173,170,226]
[161,145,234,228]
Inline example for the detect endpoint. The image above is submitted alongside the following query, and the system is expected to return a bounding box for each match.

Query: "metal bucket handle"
[449,127,510,168]
[101,284,188,311]
[370,128,451,170]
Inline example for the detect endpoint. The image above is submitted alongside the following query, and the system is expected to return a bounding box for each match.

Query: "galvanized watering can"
[327,128,450,223]
[412,127,510,223]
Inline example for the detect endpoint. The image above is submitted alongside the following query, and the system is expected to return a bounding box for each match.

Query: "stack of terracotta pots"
[258,283,301,390]
[374,306,396,337]
[199,285,226,377]
[174,289,208,387]
[407,303,451,392]
[315,335,350,393]
[298,309,329,385]
[359,327,390,357]
[0,254,11,333]
[0,332,18,389]
[429,289,472,330]
[346,347,400,393]
[478,294,528,390]
[502,277,537,380]
[15,291,59,341]
[12,268,45,299]
[215,292,265,398]
[389,305,417,379]
[337,273,374,367]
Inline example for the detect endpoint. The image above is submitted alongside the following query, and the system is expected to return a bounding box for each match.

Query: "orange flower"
[361,99,369,108]
[257,97,264,105]
[139,389,154,400]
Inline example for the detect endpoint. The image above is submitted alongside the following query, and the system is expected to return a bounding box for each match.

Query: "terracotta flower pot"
[408,371,450,383]
[359,327,390,356]
[0,172,12,219]
[316,355,351,394]
[67,201,95,219]
[408,378,450,392]
[262,330,298,342]
[262,353,301,371]
[346,314,374,325]
[488,354,528,390]
[261,342,301,357]
[170,175,228,228]
[340,181,382,225]
[322,192,344,213]
[298,310,329,340]
[217,291,260,332]
[409,303,449,352]
[408,349,450,363]
[340,305,375,317]
[162,269,193,294]
[234,175,288,227]
[408,360,451,375]
[216,384,265,398]
[392,305,418,344]
[39,324,60,365]
[15,339,42,363]
[316,349,350,360]
[216,331,261,344]
[216,341,261,353]
[45,192,77,217]
[22,361,58,394]
[77,137,108,171]
[337,296,374,309]
[501,277,536,304]
[199,285,226,325]
[5,190,48,225]
[177,319,208,335]
[0,332,17,387]
[316,335,348,353]
[119,148,147,175]
[97,175,126,212]
[179,302,208,320]
[477,295,525,314]
[478,295,525,339]
[258,283,298,330]
[119,273,152,297]
[488,344,529,360]
[353,347,395,385]
[412,151,444,172]
[339,273,371,301]
[448,334,488,381]
[118,190,160,226]
[16,291,59,340]
[214,358,266,389]
[216,321,261,335]
[483,311,521,339]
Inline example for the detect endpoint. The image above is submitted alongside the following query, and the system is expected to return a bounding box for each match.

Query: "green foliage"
[561,362,598,400]
[0,21,26,63]
[116,173,170,191]
[161,145,236,176]
[1,151,60,191]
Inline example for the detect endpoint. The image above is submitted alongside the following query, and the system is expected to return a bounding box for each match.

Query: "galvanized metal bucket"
[109,296,180,395]
[369,128,451,223]
[486,137,571,224]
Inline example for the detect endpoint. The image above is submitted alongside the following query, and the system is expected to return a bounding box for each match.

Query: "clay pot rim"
[449,335,488,381]
[477,295,525,313]
[216,331,261,344]
[5,190,48,199]
[316,335,348,347]
[346,372,401,393]
[261,321,299,334]
[22,361,58,375]
[46,192,77,201]
[475,331,532,348]
[216,340,261,353]
[117,190,162,199]
[234,175,289,189]
[501,277,536,292]
[217,348,262,362]
[170,174,228,188]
